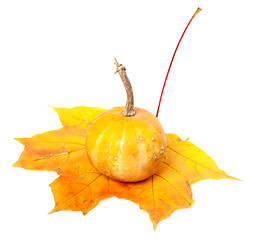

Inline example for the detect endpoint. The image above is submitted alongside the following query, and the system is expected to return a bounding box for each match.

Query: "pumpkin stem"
[114,58,136,117]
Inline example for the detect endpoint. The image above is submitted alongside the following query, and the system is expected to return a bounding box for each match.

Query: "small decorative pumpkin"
[86,59,167,182]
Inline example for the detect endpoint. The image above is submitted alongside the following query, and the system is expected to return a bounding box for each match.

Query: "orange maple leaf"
[14,106,235,228]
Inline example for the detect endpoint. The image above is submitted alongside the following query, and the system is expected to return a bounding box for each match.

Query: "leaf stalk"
[156,7,202,117]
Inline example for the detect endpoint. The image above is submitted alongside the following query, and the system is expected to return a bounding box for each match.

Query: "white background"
[1,0,258,239]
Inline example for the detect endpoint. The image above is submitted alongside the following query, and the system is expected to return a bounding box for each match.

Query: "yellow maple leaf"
[14,106,234,229]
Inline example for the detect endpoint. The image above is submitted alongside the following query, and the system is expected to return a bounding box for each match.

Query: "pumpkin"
[86,59,167,182]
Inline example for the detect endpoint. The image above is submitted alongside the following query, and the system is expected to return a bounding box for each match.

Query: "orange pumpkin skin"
[86,107,167,182]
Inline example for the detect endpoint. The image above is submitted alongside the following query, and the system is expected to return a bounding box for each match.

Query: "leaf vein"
[152,175,156,223]
[59,174,102,205]
[167,146,224,175]
[154,174,192,205]
[33,147,85,162]
[29,141,86,147]
[163,161,180,173]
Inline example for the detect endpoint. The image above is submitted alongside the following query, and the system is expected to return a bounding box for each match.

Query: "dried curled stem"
[114,58,136,117]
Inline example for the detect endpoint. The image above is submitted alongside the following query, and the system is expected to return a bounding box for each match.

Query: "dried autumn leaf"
[14,106,234,228]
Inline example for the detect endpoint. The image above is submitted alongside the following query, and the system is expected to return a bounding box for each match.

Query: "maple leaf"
[14,106,234,228]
